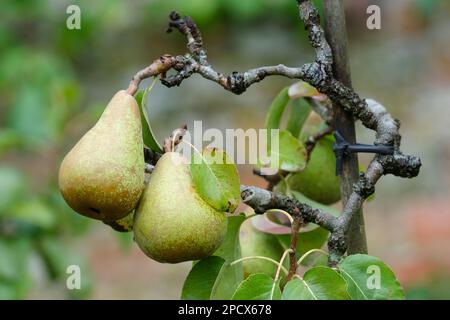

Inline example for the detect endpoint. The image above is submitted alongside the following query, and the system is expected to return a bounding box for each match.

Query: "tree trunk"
[322,0,368,254]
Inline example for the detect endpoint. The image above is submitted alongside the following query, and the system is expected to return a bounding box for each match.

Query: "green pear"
[103,211,134,232]
[286,135,340,205]
[239,220,285,277]
[134,152,227,263]
[59,90,145,222]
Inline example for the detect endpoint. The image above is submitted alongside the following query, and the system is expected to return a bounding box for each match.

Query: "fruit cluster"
[59,91,230,263]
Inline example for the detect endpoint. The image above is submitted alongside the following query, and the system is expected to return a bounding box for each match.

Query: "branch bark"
[322,0,367,254]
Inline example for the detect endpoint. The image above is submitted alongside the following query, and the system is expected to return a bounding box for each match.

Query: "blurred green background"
[1,0,450,299]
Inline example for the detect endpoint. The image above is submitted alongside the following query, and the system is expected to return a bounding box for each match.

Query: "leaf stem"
[264,209,294,225]
[271,248,293,299]
[230,256,289,275]
[297,249,328,266]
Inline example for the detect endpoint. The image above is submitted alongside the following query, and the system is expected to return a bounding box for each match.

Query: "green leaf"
[281,279,308,300]
[282,267,350,300]
[0,239,27,281]
[8,85,50,146]
[0,238,32,299]
[8,198,56,231]
[262,88,308,172]
[190,148,240,212]
[267,130,307,172]
[0,166,28,215]
[0,129,21,156]
[286,99,312,138]
[338,254,405,300]
[36,237,68,279]
[136,87,163,153]
[265,87,290,131]
[211,214,246,299]
[232,273,281,300]
[181,256,226,300]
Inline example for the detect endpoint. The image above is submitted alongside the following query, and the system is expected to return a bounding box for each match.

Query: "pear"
[59,90,145,221]
[134,152,227,263]
[286,135,340,205]
[239,219,285,277]
[103,211,134,232]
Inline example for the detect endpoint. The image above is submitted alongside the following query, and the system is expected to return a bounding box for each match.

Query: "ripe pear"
[134,152,227,263]
[239,220,285,277]
[286,135,340,205]
[59,90,145,221]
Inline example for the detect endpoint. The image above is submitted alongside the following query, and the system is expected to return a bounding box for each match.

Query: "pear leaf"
[265,87,290,131]
[181,256,226,300]
[282,267,350,300]
[190,147,240,212]
[136,87,163,153]
[338,254,405,300]
[211,214,246,299]
[266,130,307,172]
[232,273,281,300]
[286,98,312,138]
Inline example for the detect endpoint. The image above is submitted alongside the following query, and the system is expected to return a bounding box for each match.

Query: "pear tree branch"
[135,0,421,266]
[304,125,334,161]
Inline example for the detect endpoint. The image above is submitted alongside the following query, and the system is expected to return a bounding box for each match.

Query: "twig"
[163,124,188,153]
[305,125,334,161]
[287,215,303,281]
[143,147,161,165]
[127,55,181,96]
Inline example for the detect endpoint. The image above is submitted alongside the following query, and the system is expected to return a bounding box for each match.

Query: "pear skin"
[287,137,340,205]
[59,90,144,221]
[134,152,227,263]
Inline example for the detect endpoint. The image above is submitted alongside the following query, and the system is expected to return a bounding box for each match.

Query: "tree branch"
[304,125,334,161]
[135,0,421,266]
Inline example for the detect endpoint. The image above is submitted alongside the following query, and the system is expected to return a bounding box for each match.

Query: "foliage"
[178,85,405,300]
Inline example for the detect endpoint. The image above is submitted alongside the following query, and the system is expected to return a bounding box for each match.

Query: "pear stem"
[304,125,334,162]
[230,256,289,276]
[297,249,328,266]
[286,215,303,282]
[144,163,155,174]
[163,125,188,153]
[127,55,179,96]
